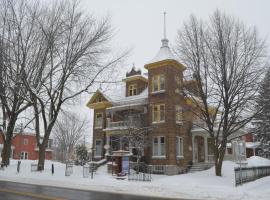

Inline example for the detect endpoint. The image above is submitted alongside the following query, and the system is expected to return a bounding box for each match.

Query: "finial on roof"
[161,11,169,47]
[126,65,141,77]
[163,12,166,39]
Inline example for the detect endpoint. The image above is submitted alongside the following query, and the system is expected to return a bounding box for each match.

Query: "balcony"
[104,117,142,132]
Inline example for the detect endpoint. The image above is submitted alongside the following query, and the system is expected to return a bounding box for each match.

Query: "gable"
[86,90,112,109]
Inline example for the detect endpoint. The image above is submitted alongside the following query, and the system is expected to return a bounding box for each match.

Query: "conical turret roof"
[148,38,177,64]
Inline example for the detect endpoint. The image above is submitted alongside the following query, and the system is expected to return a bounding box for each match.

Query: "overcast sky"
[77,0,270,144]
[82,0,270,68]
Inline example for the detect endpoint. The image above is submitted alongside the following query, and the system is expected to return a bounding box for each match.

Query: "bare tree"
[0,0,42,165]
[53,111,86,162]
[20,0,128,170]
[175,11,267,176]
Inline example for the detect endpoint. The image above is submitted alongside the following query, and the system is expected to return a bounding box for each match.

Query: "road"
[0,181,192,200]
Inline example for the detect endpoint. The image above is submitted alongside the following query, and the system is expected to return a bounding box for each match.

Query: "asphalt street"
[0,180,193,200]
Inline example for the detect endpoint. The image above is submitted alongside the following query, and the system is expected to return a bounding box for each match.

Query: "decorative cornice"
[144,59,186,71]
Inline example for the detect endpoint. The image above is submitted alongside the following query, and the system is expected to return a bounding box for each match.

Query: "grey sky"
[82,0,270,68]
[77,0,270,144]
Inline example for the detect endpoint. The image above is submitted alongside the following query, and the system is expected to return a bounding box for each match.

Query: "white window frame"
[20,151,28,160]
[152,104,165,123]
[94,139,103,158]
[95,113,103,129]
[23,138,28,145]
[152,136,166,158]
[176,136,184,158]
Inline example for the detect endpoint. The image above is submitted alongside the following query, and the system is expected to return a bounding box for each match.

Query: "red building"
[0,132,53,160]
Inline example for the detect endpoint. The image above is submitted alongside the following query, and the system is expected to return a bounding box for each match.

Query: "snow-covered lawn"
[0,156,270,200]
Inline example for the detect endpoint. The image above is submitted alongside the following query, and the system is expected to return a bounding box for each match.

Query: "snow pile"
[247,156,270,166]
[0,159,270,200]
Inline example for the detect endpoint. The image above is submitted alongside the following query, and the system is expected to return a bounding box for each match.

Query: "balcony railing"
[106,117,142,130]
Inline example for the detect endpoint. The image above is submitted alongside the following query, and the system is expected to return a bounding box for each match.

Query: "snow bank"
[0,159,270,200]
[247,156,270,166]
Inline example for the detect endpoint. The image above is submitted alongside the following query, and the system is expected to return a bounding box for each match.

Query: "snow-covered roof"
[97,84,148,107]
[147,39,177,64]
[112,87,148,106]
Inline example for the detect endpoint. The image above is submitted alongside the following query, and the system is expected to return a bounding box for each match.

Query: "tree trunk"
[1,119,16,166]
[1,137,11,166]
[215,159,223,176]
[214,145,226,176]
[37,144,46,171]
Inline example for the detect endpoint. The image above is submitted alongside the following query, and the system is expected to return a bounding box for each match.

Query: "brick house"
[0,132,53,160]
[87,35,247,174]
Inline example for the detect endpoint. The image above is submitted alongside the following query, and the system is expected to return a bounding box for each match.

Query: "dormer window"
[152,74,165,93]
[128,84,137,96]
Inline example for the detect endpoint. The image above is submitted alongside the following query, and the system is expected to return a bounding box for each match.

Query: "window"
[95,139,102,157]
[175,76,181,94]
[176,137,184,157]
[20,152,28,160]
[152,104,165,123]
[175,105,183,123]
[152,74,165,93]
[95,113,103,128]
[23,138,28,145]
[153,136,166,157]
[175,76,181,86]
[128,84,137,96]
[97,96,102,102]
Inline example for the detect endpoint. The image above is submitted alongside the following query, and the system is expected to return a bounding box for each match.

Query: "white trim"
[177,156,184,159]
[152,121,165,124]
[151,90,166,94]
[176,121,183,125]
[152,156,166,159]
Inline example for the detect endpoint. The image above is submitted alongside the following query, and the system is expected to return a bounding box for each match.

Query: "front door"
[194,136,205,163]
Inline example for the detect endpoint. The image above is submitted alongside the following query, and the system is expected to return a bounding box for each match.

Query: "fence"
[128,163,152,182]
[152,165,165,174]
[65,162,73,176]
[235,165,270,186]
[30,163,38,172]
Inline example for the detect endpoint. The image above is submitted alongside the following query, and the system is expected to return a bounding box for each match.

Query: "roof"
[113,87,148,106]
[144,38,186,70]
[148,39,177,64]
[87,84,148,109]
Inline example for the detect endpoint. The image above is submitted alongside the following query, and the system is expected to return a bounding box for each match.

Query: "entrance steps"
[189,162,214,173]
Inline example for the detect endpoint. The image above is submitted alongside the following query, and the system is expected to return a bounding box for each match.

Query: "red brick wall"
[0,134,52,160]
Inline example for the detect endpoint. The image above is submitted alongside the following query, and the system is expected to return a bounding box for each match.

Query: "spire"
[163,12,166,39]
[161,11,169,47]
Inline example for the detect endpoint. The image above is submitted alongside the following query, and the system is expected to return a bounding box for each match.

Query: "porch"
[191,121,248,164]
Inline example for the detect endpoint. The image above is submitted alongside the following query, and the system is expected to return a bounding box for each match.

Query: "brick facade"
[0,133,53,160]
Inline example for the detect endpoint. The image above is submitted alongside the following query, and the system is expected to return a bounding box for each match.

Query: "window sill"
[94,127,103,130]
[152,121,165,124]
[94,155,102,158]
[176,121,183,125]
[151,90,166,95]
[152,156,166,159]
[177,156,184,159]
